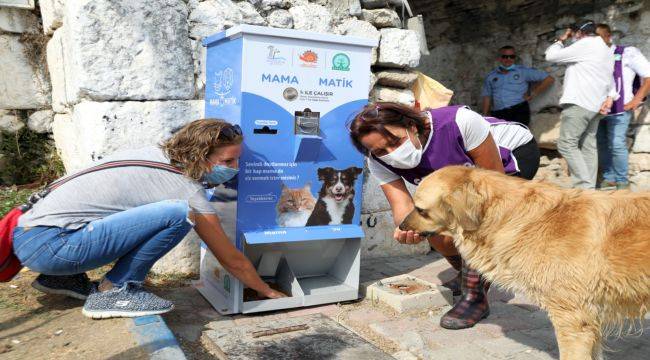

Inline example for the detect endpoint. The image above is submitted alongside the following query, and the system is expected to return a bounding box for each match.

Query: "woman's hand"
[261,287,288,299]
[394,227,425,244]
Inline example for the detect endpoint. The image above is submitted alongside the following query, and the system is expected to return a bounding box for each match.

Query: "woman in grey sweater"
[13,119,285,319]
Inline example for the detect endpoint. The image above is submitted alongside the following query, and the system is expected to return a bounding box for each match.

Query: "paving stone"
[421,344,501,360]
[505,292,542,312]
[369,317,441,356]
[206,314,393,359]
[472,302,552,337]
[473,331,554,358]
[284,304,340,318]
[391,350,418,360]
[345,307,390,325]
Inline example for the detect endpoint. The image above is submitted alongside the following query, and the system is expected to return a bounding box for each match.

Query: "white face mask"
[378,130,423,169]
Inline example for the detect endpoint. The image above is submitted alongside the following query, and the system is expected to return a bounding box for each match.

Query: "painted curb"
[128,315,186,360]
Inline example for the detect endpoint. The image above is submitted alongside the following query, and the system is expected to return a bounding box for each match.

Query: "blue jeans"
[597,111,632,184]
[13,200,193,286]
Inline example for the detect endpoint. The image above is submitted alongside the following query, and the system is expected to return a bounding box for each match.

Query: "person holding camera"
[545,20,619,189]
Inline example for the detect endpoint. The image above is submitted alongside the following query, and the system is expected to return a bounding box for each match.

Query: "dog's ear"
[345,166,363,179]
[443,181,484,232]
[317,167,334,181]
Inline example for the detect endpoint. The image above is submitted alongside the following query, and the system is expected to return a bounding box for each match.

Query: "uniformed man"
[481,45,555,126]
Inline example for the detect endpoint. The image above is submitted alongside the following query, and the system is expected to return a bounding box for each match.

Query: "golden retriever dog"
[399,166,650,360]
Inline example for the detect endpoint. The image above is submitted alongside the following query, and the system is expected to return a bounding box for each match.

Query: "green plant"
[0,186,32,217]
[0,128,64,186]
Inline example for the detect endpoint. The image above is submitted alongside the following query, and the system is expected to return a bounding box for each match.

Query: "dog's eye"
[415,207,428,217]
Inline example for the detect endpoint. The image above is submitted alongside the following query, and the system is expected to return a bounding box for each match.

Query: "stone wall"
[0,0,432,275]
[414,0,650,189]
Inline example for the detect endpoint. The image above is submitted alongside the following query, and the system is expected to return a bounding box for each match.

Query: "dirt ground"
[0,269,148,360]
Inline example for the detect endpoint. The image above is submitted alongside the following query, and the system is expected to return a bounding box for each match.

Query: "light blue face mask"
[499,64,516,71]
[205,164,238,184]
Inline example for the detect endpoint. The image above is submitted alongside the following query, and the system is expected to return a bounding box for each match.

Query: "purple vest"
[373,105,520,185]
[611,45,643,114]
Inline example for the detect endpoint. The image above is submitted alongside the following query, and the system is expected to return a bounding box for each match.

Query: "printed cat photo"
[276,183,316,227]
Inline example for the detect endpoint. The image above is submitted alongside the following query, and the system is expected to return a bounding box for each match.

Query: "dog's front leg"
[549,311,601,360]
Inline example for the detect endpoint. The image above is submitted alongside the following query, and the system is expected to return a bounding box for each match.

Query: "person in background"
[545,19,619,189]
[481,45,555,126]
[13,120,285,319]
[348,102,540,330]
[596,24,650,190]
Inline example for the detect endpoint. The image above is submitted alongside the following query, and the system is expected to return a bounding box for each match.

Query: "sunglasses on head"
[500,54,516,59]
[219,124,242,140]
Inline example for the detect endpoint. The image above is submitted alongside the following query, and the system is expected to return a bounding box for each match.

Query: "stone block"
[0,7,38,33]
[39,0,63,34]
[259,0,284,11]
[267,9,293,29]
[191,39,207,98]
[236,1,266,26]
[361,165,390,213]
[366,274,453,313]
[406,15,429,56]
[368,72,376,93]
[529,112,561,150]
[0,34,50,109]
[188,0,243,38]
[321,0,353,26]
[633,125,650,153]
[375,69,418,89]
[348,0,362,17]
[361,210,430,259]
[337,19,379,64]
[27,109,54,133]
[289,4,332,33]
[361,8,400,28]
[0,109,24,132]
[52,100,203,172]
[630,171,650,192]
[46,28,69,113]
[63,0,195,102]
[377,28,420,68]
[0,0,34,9]
[629,153,650,173]
[370,86,415,106]
[151,230,201,276]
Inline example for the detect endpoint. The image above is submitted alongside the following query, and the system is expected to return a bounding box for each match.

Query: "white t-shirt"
[545,36,618,113]
[612,45,650,107]
[367,107,534,185]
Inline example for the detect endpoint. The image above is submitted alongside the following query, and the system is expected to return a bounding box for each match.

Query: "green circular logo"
[332,53,350,71]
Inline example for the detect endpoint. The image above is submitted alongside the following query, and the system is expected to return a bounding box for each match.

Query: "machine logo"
[213,67,234,96]
[332,53,350,71]
[266,45,286,65]
[209,67,237,108]
[283,87,298,101]
[299,50,318,67]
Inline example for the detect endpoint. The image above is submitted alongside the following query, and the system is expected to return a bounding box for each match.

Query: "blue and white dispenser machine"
[197,25,376,314]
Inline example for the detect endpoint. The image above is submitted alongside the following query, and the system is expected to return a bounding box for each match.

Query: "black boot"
[440,263,490,330]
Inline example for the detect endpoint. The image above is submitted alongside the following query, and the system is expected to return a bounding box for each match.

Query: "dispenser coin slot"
[294,109,320,136]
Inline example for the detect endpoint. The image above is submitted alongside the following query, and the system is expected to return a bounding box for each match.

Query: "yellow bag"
[412,71,454,110]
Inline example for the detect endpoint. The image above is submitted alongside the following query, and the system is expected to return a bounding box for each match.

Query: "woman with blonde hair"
[13,119,285,319]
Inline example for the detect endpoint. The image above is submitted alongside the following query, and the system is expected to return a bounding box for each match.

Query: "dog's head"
[399,166,489,236]
[317,166,363,202]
